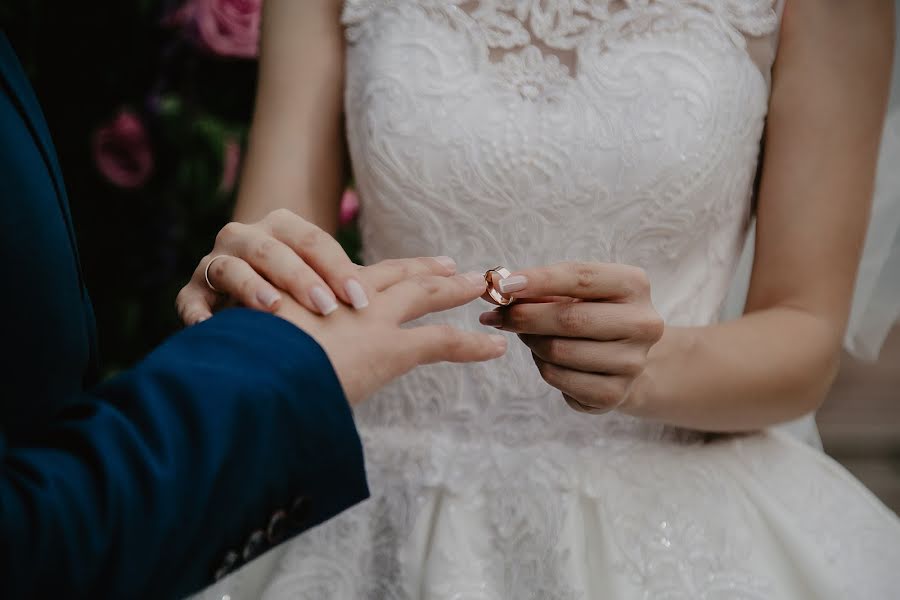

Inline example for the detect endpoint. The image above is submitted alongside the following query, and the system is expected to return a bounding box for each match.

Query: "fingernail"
[498,275,527,294]
[344,279,369,309]
[257,288,281,309]
[311,286,339,315]
[435,256,457,272]
[462,271,486,286]
[489,334,507,352]
[480,311,502,327]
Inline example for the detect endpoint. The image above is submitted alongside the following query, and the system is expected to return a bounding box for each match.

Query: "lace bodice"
[344,0,781,442]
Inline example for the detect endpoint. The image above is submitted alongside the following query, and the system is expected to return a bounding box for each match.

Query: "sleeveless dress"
[199,1,900,598]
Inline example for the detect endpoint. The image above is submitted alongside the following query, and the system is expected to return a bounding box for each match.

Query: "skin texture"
[191,0,895,431]
[273,264,507,406]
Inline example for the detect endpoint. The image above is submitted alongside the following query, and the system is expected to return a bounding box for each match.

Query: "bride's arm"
[627,0,895,430]
[492,0,895,431]
[233,0,346,228]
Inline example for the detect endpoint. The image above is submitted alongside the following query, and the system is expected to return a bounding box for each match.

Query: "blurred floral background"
[2,0,358,373]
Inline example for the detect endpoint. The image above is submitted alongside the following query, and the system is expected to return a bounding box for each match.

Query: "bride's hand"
[177,209,456,325]
[479,262,664,414]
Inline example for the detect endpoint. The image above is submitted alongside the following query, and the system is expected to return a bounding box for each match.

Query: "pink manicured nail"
[480,311,502,327]
[462,271,486,286]
[435,256,457,272]
[498,275,527,294]
[311,286,339,315]
[257,288,281,309]
[344,279,369,309]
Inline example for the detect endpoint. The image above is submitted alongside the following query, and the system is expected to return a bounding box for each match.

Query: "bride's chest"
[343,1,773,196]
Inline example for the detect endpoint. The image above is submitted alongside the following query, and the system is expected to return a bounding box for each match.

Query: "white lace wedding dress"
[200,1,900,598]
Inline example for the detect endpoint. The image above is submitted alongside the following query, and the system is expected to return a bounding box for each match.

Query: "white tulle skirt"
[198,426,900,600]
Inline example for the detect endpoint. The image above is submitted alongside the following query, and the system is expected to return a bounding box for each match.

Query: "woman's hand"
[479,262,664,414]
[176,208,457,325]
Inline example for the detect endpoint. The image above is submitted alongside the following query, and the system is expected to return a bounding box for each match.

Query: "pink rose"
[339,188,361,227]
[219,138,242,193]
[190,0,262,59]
[92,110,154,189]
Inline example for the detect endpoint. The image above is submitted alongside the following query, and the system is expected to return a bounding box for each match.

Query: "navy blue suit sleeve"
[0,308,369,600]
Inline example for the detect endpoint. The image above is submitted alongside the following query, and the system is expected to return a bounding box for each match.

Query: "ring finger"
[203,254,285,312]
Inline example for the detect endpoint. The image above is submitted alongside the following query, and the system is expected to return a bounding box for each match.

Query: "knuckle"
[391,260,414,279]
[574,263,596,290]
[216,221,243,245]
[298,225,326,249]
[546,337,569,363]
[624,265,650,296]
[620,352,645,377]
[637,311,665,341]
[505,306,527,330]
[556,305,588,333]
[413,275,442,296]
[253,238,278,262]
[270,207,294,222]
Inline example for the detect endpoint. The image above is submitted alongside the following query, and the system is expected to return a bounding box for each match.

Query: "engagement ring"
[484,266,517,306]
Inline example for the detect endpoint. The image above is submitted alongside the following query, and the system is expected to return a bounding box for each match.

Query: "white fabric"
[198,2,900,598]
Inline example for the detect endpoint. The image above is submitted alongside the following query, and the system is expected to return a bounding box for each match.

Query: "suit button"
[289,496,312,527]
[242,529,266,562]
[267,510,288,545]
[214,550,239,581]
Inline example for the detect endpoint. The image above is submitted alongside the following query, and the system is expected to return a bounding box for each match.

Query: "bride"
[191,0,900,597]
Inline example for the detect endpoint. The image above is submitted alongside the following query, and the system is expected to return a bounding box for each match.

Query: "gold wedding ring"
[483,266,516,306]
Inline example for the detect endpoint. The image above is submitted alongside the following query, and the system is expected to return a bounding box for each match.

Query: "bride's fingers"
[359,256,457,291]
[403,326,507,366]
[519,334,645,376]
[227,227,341,316]
[480,302,639,340]
[201,254,284,313]
[264,209,373,309]
[531,354,630,413]
[376,272,487,323]
[509,262,649,301]
[175,279,218,326]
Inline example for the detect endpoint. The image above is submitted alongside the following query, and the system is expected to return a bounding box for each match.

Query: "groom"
[0,32,500,599]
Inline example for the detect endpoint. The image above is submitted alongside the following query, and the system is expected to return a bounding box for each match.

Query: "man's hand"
[276,257,506,405]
